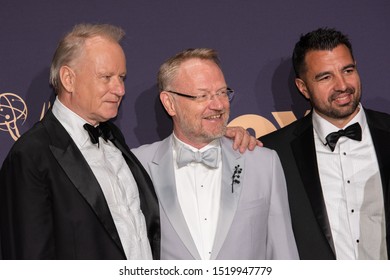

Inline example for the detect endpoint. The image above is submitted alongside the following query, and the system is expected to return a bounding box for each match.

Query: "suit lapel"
[150,136,200,259]
[42,110,125,257]
[211,138,244,259]
[366,109,390,195]
[365,109,390,257]
[291,114,336,255]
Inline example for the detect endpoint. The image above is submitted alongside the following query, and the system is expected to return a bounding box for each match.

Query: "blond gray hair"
[157,48,220,92]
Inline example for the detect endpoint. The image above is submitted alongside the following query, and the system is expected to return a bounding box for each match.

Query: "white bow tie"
[176,146,219,169]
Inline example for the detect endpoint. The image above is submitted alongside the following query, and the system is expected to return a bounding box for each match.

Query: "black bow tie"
[325,122,362,152]
[83,122,114,146]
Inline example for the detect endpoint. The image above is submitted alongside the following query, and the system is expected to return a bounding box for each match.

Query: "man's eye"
[319,76,330,81]
[196,94,208,101]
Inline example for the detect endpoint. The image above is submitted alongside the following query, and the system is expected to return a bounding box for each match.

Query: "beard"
[312,87,361,120]
[176,110,229,146]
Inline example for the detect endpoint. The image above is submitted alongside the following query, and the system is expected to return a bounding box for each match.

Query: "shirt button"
[356,239,360,243]
[347,180,350,184]
[351,209,354,213]
[343,152,347,155]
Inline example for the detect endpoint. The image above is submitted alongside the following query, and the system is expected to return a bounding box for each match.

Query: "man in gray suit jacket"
[132,48,298,260]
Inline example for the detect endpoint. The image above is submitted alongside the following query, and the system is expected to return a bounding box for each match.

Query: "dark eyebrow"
[314,63,356,80]
[342,63,356,71]
[314,71,331,80]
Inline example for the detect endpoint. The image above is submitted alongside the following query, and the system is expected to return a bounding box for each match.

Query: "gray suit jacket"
[132,135,298,259]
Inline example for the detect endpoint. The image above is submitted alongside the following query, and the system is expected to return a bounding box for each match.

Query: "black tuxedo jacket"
[260,108,390,259]
[0,109,160,259]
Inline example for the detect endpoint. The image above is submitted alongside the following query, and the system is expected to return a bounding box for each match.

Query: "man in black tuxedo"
[0,23,257,260]
[0,23,160,259]
[260,28,390,259]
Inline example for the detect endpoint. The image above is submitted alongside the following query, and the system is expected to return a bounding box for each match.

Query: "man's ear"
[295,78,310,100]
[160,91,176,117]
[59,65,76,93]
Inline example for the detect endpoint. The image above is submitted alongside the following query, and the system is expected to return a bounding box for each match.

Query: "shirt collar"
[51,96,93,148]
[312,103,367,145]
[172,133,221,153]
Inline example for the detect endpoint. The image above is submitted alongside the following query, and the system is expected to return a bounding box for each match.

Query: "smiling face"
[295,44,361,128]
[59,36,126,125]
[160,58,230,148]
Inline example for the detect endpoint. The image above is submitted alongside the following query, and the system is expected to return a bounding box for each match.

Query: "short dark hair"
[292,27,354,78]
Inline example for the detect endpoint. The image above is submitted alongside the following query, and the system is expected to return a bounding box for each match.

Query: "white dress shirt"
[313,105,387,259]
[172,134,222,260]
[52,97,152,260]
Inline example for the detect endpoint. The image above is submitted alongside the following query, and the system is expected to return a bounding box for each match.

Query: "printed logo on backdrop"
[0,93,28,140]
[0,92,50,141]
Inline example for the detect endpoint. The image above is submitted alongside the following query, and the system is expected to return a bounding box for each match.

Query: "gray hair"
[49,23,125,93]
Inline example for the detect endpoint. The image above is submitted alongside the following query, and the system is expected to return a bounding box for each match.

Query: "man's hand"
[225,126,263,153]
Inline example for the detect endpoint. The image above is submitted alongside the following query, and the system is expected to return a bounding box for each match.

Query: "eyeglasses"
[166,88,235,103]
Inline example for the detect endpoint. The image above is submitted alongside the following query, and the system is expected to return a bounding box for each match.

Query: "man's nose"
[112,77,125,96]
[334,74,348,92]
[208,94,226,110]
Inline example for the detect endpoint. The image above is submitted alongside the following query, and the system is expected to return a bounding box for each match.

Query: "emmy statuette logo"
[0,93,28,141]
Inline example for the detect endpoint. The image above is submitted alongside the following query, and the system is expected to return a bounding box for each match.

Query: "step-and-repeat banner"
[1,0,390,164]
